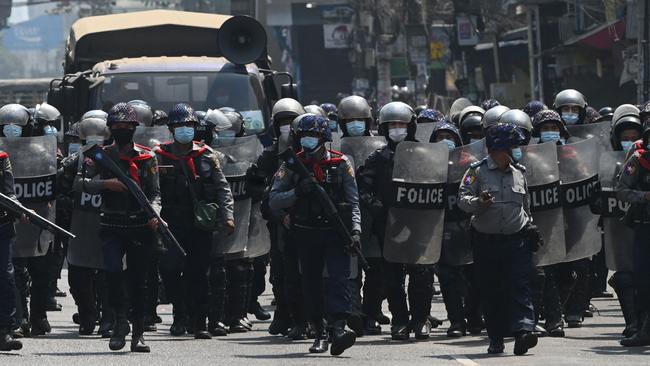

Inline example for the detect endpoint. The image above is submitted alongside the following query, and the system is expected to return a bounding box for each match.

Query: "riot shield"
[558,138,601,262]
[383,142,448,264]
[566,121,612,152]
[340,136,387,258]
[0,136,57,258]
[133,126,172,148]
[340,136,387,170]
[520,142,566,266]
[67,157,106,269]
[441,139,487,265]
[415,123,436,143]
[329,131,342,151]
[599,151,634,271]
[212,135,259,257]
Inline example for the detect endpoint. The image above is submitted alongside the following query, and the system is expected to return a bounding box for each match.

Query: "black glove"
[523,222,543,252]
[294,177,318,197]
[346,230,361,256]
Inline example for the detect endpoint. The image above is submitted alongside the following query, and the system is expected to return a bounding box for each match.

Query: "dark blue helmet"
[481,98,501,111]
[485,123,525,151]
[320,103,337,115]
[107,102,139,126]
[417,108,444,123]
[523,100,546,118]
[296,114,332,142]
[430,120,462,146]
[168,103,198,126]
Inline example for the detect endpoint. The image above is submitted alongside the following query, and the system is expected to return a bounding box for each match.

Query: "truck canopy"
[65,10,231,74]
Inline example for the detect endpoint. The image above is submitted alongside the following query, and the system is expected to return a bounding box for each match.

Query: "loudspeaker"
[219,15,267,65]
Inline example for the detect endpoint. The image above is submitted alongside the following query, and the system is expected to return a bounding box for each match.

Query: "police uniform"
[458,155,535,350]
[269,149,360,347]
[76,142,160,351]
[617,149,650,345]
[0,151,22,351]
[155,140,234,338]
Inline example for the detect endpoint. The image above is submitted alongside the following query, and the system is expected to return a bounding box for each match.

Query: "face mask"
[3,124,22,138]
[174,126,195,144]
[328,121,338,131]
[540,131,561,143]
[469,138,482,144]
[111,128,136,145]
[68,143,81,156]
[621,140,634,152]
[279,124,291,137]
[85,135,104,147]
[346,121,366,136]
[388,128,407,143]
[300,136,320,151]
[440,138,456,150]
[511,147,523,161]
[562,113,579,125]
[43,126,57,136]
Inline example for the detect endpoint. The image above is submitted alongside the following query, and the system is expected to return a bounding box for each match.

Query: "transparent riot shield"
[383,142,448,264]
[67,156,106,269]
[415,123,436,143]
[0,136,57,258]
[329,131,342,151]
[341,136,387,258]
[521,142,566,266]
[599,151,634,271]
[133,125,173,148]
[212,135,260,257]
[567,121,612,152]
[441,139,487,265]
[558,138,601,262]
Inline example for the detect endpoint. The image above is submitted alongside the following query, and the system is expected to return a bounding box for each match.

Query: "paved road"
[3,270,649,366]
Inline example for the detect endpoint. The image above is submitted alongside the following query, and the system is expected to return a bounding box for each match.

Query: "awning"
[564,19,626,50]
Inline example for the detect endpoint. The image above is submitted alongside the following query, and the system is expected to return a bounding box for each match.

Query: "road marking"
[452,355,481,366]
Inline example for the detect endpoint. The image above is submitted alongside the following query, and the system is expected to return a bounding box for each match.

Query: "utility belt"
[470,226,523,243]
[100,212,148,228]
[291,214,334,230]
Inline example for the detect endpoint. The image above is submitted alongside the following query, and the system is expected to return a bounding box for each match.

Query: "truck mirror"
[281,83,298,99]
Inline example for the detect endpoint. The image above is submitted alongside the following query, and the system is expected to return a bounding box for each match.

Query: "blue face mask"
[3,124,22,138]
[562,113,579,125]
[346,121,366,136]
[43,126,57,136]
[511,147,523,161]
[174,126,195,144]
[68,143,81,156]
[540,131,561,143]
[300,136,320,151]
[440,138,456,150]
[621,140,634,152]
[328,121,338,131]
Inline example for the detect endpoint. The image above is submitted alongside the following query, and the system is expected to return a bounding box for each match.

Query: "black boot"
[194,315,212,340]
[514,331,538,356]
[615,285,639,338]
[30,317,51,336]
[0,327,22,351]
[109,317,130,351]
[130,321,150,353]
[446,322,466,338]
[390,323,410,341]
[249,301,271,321]
[268,314,290,336]
[98,311,114,338]
[208,321,228,337]
[413,319,432,340]
[487,337,504,354]
[287,323,307,340]
[621,314,650,347]
[364,318,382,335]
[309,325,329,354]
[330,320,356,356]
[169,313,187,336]
[376,312,390,325]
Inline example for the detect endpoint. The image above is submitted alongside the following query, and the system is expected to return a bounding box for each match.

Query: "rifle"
[279,147,369,270]
[83,144,186,257]
[0,192,76,239]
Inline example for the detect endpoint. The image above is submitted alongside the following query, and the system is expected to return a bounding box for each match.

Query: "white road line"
[451,355,481,366]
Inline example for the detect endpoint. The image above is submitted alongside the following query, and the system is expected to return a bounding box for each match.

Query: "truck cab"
[48,9,295,131]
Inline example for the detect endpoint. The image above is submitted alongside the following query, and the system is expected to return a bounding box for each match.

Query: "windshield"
[92,72,268,132]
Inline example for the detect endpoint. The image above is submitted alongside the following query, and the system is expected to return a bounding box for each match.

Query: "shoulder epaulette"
[470,157,487,169]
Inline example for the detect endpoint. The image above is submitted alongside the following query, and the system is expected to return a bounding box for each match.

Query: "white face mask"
[388,127,407,142]
[279,124,291,137]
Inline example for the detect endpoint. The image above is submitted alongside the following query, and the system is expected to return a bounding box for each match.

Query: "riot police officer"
[357,102,436,341]
[155,103,235,339]
[553,89,587,126]
[0,143,23,351]
[338,96,374,137]
[75,102,161,353]
[269,114,359,355]
[459,123,539,355]
[616,118,650,347]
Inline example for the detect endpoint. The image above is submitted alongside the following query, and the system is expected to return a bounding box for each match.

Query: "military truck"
[48,9,296,132]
